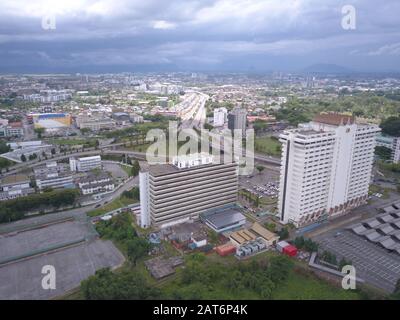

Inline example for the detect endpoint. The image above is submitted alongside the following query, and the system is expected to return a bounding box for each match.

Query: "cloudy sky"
[0,0,399,73]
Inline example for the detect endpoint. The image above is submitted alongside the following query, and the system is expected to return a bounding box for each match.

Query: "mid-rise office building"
[278,113,380,227]
[228,108,247,136]
[139,153,238,229]
[213,107,228,127]
[70,155,102,172]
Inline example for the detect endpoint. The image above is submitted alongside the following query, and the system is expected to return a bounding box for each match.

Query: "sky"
[0,0,399,73]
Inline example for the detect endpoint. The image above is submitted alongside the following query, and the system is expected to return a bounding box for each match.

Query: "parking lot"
[0,240,124,299]
[0,214,125,299]
[0,220,90,262]
[239,165,280,198]
[315,230,400,292]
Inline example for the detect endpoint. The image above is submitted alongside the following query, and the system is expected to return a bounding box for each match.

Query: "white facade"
[213,107,228,127]
[36,173,74,190]
[139,154,238,229]
[70,155,102,172]
[394,138,400,164]
[278,115,380,227]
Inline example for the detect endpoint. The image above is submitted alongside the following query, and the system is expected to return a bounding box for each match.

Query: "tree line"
[0,189,79,223]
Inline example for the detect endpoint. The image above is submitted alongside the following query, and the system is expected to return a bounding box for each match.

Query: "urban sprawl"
[0,72,400,299]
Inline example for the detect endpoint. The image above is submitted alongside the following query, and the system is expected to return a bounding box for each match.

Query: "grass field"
[160,252,363,300]
[255,136,282,156]
[87,196,137,217]
[120,164,132,176]
[272,269,361,300]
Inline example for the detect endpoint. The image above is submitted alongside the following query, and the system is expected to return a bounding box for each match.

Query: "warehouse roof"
[377,223,395,235]
[363,229,383,242]
[377,214,395,223]
[378,236,400,250]
[349,223,368,235]
[230,229,257,245]
[363,218,381,229]
[250,222,279,241]
[205,209,245,230]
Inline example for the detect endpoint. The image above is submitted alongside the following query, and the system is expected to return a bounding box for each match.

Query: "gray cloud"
[0,0,399,72]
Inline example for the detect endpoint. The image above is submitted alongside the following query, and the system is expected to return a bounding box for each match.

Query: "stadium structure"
[31,113,72,129]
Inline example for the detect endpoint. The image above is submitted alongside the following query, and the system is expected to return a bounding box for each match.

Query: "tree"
[131,160,140,177]
[256,165,265,175]
[81,268,160,300]
[126,238,151,265]
[380,116,400,136]
[278,227,289,240]
[264,222,276,232]
[0,140,10,154]
[34,127,45,138]
[51,148,56,155]
[20,154,26,162]
[375,146,392,160]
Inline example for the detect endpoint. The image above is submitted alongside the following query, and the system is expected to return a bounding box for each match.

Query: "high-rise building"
[139,153,238,229]
[278,113,380,227]
[213,107,228,127]
[228,108,247,136]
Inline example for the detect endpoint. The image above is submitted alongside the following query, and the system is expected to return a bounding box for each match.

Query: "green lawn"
[255,136,282,156]
[272,269,361,300]
[120,164,132,176]
[87,196,137,217]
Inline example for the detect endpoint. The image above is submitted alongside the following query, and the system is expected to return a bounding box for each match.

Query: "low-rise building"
[78,172,114,195]
[0,174,31,192]
[0,174,33,201]
[76,115,116,131]
[0,188,35,202]
[0,122,24,137]
[70,155,102,172]
[36,172,74,190]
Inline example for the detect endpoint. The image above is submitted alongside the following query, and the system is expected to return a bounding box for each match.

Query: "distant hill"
[302,64,354,74]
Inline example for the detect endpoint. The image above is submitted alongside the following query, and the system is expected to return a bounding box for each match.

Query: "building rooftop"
[147,158,235,177]
[1,174,30,185]
[250,222,279,241]
[313,113,355,126]
[204,209,246,230]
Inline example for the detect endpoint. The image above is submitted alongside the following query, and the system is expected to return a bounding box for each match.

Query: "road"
[54,175,139,219]
[178,92,209,130]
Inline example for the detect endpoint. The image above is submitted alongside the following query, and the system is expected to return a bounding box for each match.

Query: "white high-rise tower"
[278,113,380,227]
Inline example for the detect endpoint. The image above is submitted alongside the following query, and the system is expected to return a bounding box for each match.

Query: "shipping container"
[216,244,236,256]
[283,245,298,257]
[276,240,290,253]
